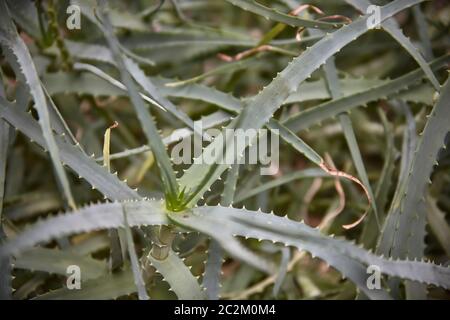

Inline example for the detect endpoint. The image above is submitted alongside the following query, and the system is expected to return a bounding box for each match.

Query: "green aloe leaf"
[168,206,450,299]
[122,206,150,300]
[35,268,135,300]
[359,109,396,249]
[123,57,200,136]
[284,54,449,132]
[0,98,139,201]
[203,164,240,300]
[203,239,223,300]
[178,0,426,206]
[0,1,76,210]
[0,99,206,299]
[146,250,205,300]
[235,168,327,203]
[377,77,450,299]
[426,196,450,256]
[97,0,179,199]
[0,82,10,299]
[345,0,439,90]
[412,5,433,61]
[225,0,340,30]
[320,52,380,227]
[14,247,108,280]
[0,200,167,258]
[273,247,290,297]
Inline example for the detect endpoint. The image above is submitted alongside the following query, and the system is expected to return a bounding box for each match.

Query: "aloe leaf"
[42,66,435,174]
[359,109,396,249]
[284,77,387,104]
[5,0,40,40]
[43,70,124,98]
[35,268,135,300]
[377,78,450,299]
[264,118,371,221]
[225,0,340,30]
[123,58,198,134]
[42,66,434,138]
[121,33,257,51]
[168,0,246,38]
[0,117,10,300]
[0,116,200,301]
[210,231,277,274]
[169,207,450,298]
[1,73,17,300]
[66,233,110,256]
[178,0,426,206]
[203,164,240,299]
[0,1,76,210]
[97,0,179,198]
[0,200,167,258]
[266,119,323,165]
[0,98,139,201]
[203,164,241,299]
[71,0,155,62]
[396,83,434,105]
[13,273,47,300]
[146,250,205,300]
[42,85,83,152]
[103,112,230,161]
[72,0,146,32]
[284,54,449,132]
[45,70,412,114]
[64,40,115,64]
[320,54,379,227]
[382,19,438,90]
[338,114,379,224]
[138,43,223,65]
[3,198,449,299]
[412,5,433,61]
[221,164,240,207]
[392,101,418,212]
[345,0,439,90]
[1,56,202,299]
[152,78,242,113]
[426,196,450,256]
[172,208,392,298]
[203,239,223,300]
[165,58,261,87]
[72,0,157,66]
[375,102,417,276]
[122,206,150,300]
[0,96,8,223]
[273,246,290,297]
[45,67,427,113]
[14,247,108,280]
[72,63,165,113]
[0,100,198,299]
[235,168,328,203]
[205,164,277,276]
[71,62,239,122]
[0,246,11,299]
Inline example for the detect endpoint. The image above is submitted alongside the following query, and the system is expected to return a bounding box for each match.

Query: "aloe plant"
[0,0,449,301]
